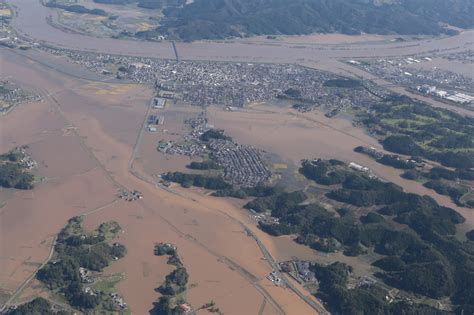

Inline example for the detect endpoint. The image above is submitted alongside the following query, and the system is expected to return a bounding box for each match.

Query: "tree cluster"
[163,172,231,190]
[36,217,126,311]
[0,162,34,190]
[199,129,232,142]
[45,1,107,15]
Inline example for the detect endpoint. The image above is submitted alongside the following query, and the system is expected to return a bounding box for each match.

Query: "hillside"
[146,0,474,41]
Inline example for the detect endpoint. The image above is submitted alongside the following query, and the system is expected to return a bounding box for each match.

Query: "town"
[40,46,385,110]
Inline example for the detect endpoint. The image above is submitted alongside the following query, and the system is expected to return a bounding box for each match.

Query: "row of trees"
[45,1,107,16]
[163,172,231,190]
[151,243,190,315]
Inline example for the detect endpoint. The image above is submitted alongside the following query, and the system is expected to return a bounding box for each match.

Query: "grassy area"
[360,95,474,169]
[91,273,124,294]
[97,221,122,240]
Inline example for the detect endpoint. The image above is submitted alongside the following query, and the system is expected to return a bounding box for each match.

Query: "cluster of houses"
[79,267,93,283]
[351,56,474,107]
[118,190,143,202]
[267,270,283,286]
[279,260,317,284]
[110,292,128,310]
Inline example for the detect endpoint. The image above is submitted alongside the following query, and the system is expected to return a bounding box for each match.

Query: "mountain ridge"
[138,0,474,41]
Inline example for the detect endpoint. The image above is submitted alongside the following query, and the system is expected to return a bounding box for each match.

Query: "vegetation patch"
[45,1,107,16]
[359,95,474,169]
[36,217,128,313]
[234,159,472,313]
[324,79,363,89]
[187,160,221,170]
[150,243,193,315]
[0,147,36,190]
[199,129,232,142]
[355,146,474,207]
[5,297,70,315]
[162,172,231,190]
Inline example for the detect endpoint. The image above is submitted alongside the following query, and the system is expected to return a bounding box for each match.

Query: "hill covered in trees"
[262,159,473,313]
[151,0,474,41]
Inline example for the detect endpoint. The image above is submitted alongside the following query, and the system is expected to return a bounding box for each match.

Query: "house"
[179,303,192,313]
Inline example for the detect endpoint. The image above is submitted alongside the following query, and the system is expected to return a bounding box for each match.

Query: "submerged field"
[0,48,321,314]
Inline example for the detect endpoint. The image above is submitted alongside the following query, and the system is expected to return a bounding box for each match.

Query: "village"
[0,79,42,115]
[0,146,38,170]
[78,268,128,311]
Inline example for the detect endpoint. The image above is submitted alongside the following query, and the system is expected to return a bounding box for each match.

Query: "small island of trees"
[36,217,126,312]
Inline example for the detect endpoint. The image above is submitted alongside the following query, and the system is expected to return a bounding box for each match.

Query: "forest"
[154,0,473,41]
[254,159,473,313]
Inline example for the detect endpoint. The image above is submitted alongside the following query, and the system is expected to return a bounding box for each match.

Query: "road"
[243,226,329,315]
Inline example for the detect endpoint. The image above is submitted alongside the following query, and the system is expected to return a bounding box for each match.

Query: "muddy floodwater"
[0,49,322,314]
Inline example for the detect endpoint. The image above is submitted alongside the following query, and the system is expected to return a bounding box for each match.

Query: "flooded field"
[51,0,162,38]
[0,49,323,314]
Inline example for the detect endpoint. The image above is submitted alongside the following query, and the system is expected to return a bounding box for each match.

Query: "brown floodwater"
[0,49,318,314]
